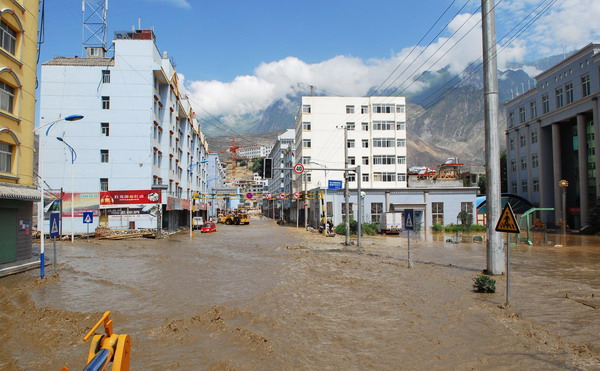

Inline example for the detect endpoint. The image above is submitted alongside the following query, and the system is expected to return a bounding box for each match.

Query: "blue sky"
[41,0,600,117]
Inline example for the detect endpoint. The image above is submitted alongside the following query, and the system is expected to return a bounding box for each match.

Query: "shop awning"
[0,183,40,201]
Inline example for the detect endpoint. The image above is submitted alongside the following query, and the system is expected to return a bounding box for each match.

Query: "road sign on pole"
[246,192,253,199]
[292,192,300,199]
[293,163,305,174]
[265,192,272,199]
[279,192,287,199]
[494,203,520,307]
[49,212,60,238]
[83,211,94,224]
[404,209,414,231]
[328,180,343,190]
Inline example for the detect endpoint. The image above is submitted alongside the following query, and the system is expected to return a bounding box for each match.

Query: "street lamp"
[559,179,569,237]
[56,137,77,243]
[33,114,83,279]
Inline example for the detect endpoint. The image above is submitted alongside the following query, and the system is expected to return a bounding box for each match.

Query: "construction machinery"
[217,208,250,225]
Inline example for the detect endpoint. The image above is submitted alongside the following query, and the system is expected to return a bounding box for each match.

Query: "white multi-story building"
[40,29,209,232]
[238,144,273,159]
[295,96,407,190]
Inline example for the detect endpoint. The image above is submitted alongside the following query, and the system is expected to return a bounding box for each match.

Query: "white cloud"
[144,0,191,9]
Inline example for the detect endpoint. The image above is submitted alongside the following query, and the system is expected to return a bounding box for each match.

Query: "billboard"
[61,192,100,217]
[100,190,161,206]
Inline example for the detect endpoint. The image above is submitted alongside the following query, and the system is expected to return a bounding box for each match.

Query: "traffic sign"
[328,180,343,190]
[292,192,300,199]
[49,212,60,238]
[279,192,287,199]
[495,203,520,233]
[83,211,93,224]
[264,192,273,199]
[404,209,414,231]
[293,163,305,174]
[246,192,253,199]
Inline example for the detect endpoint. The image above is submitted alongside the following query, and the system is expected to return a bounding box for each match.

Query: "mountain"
[205,55,564,168]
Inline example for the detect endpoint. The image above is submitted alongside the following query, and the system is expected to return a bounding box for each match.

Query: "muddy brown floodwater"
[1,218,599,370]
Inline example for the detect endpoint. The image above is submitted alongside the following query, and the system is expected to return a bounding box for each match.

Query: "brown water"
[1,219,599,370]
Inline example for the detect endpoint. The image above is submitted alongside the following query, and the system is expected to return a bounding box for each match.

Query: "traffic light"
[263,158,273,178]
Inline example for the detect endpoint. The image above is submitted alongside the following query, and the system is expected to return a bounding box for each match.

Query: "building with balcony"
[505,43,600,230]
[39,29,209,233]
[0,1,40,266]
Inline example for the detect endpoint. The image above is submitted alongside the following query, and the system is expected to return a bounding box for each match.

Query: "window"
[372,121,394,130]
[542,95,549,114]
[0,21,17,55]
[361,122,369,131]
[361,139,369,148]
[102,96,110,109]
[520,157,527,170]
[396,139,406,147]
[461,202,473,215]
[373,172,396,182]
[533,179,540,192]
[521,180,528,193]
[302,122,311,131]
[372,103,395,113]
[346,122,355,130]
[327,201,333,217]
[432,202,444,225]
[362,173,369,182]
[529,101,537,119]
[347,139,355,148]
[371,202,383,223]
[397,156,406,164]
[372,138,395,147]
[347,174,356,182]
[508,111,514,127]
[306,173,312,182]
[0,81,15,113]
[0,142,13,173]
[520,135,526,147]
[511,182,517,193]
[531,130,537,144]
[519,106,525,123]
[100,178,109,192]
[100,149,109,163]
[302,105,311,113]
[582,74,591,97]
[555,87,563,108]
[565,82,573,104]
[396,104,405,113]
[302,156,311,165]
[397,173,406,182]
[101,122,109,136]
[373,155,395,165]
[532,153,538,168]
[347,156,356,165]
[362,156,369,165]
[509,137,515,150]
[302,139,311,148]
[361,105,368,114]
[396,122,406,130]
[511,160,516,172]
[341,203,354,220]
[346,105,354,114]
[102,70,111,83]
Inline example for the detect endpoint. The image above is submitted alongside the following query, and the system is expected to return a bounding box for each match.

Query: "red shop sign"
[100,190,162,205]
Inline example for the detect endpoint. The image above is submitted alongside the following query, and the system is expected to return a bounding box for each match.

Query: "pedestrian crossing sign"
[83,211,93,224]
[495,203,520,234]
[404,209,414,231]
[49,211,60,238]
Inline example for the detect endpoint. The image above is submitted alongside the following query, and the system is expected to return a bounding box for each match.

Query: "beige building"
[0,1,40,265]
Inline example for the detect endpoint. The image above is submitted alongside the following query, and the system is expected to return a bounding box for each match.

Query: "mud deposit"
[1,219,599,370]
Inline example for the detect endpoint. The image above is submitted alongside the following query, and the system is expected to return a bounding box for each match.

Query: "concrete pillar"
[577,114,589,227]
[537,120,545,209]
[525,124,533,201]
[552,123,562,225]
[515,129,521,195]
[593,98,600,197]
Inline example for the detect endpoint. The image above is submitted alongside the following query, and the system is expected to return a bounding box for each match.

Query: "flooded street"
[1,219,599,370]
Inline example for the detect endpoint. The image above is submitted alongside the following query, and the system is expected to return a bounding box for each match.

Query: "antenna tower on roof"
[82,0,108,55]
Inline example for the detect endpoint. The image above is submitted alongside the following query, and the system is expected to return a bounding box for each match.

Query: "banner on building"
[61,192,100,217]
[166,196,182,211]
[100,190,161,206]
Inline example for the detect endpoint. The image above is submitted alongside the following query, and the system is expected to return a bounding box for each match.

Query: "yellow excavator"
[218,209,250,225]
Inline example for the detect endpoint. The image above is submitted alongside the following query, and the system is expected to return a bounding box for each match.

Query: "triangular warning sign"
[405,213,413,228]
[51,220,59,234]
[495,203,520,233]
[84,215,92,223]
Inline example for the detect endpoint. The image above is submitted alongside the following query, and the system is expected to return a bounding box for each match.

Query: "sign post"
[49,211,60,275]
[83,211,93,242]
[495,203,521,306]
[404,209,414,268]
[293,163,305,174]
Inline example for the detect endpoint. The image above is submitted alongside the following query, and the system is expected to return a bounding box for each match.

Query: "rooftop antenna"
[82,0,108,55]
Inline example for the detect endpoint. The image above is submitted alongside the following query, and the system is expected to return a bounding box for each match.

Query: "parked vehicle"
[380,212,403,234]
[200,222,217,233]
[192,217,204,230]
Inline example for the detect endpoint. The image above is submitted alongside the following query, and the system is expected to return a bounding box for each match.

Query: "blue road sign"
[328,180,343,190]
[404,209,414,231]
[83,211,94,224]
[49,212,60,238]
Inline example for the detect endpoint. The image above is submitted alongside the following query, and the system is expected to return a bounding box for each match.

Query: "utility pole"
[481,0,504,274]
[342,125,350,245]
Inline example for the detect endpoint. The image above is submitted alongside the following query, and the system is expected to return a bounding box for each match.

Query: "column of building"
[594,98,600,198]
[576,114,589,226]
[551,123,562,225]
[525,123,533,201]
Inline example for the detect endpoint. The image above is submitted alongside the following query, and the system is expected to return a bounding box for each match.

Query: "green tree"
[249,157,263,174]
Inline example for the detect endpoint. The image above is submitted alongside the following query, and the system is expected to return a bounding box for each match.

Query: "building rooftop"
[42,57,114,67]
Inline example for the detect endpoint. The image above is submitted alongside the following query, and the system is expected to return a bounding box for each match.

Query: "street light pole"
[33,114,83,279]
[57,137,77,243]
[559,179,569,238]
[337,125,350,245]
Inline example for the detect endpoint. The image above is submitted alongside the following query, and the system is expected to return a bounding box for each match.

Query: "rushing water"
[1,219,599,370]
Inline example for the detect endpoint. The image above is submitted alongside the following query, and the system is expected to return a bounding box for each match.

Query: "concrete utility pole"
[343,125,350,245]
[481,0,505,274]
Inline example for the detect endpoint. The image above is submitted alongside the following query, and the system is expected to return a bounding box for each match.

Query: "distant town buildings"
[237,144,273,159]
[39,29,211,233]
[505,43,600,230]
[0,1,40,265]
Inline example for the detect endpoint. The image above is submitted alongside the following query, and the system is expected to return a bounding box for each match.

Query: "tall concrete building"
[39,29,209,233]
[265,129,294,219]
[0,1,40,265]
[505,43,600,230]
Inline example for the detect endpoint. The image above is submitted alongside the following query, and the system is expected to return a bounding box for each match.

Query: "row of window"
[301,138,406,148]
[510,153,539,172]
[341,172,408,182]
[509,71,595,126]
[0,14,24,117]
[511,179,540,194]
[303,103,406,114]
[302,121,406,131]
[300,155,406,166]
[509,129,537,150]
